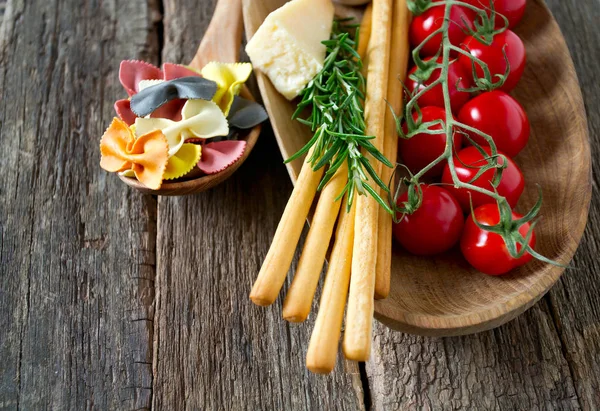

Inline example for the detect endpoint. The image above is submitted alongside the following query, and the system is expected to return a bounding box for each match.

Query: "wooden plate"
[243,0,591,336]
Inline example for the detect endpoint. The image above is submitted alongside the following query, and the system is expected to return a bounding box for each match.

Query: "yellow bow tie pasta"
[201,62,252,115]
[163,143,202,180]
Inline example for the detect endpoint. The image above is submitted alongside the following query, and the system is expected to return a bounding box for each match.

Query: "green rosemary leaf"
[358,156,390,193]
[329,148,349,173]
[314,139,344,170]
[295,117,313,127]
[342,44,361,61]
[363,183,393,214]
[335,184,350,203]
[284,128,321,164]
[361,140,394,167]
[321,154,348,190]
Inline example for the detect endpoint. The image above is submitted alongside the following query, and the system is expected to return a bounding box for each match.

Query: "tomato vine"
[394,0,559,266]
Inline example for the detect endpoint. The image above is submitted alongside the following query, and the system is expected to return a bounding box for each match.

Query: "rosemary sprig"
[285,19,393,213]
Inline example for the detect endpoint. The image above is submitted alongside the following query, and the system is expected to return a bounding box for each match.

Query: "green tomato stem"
[435,2,504,202]
[398,0,558,265]
[406,78,442,113]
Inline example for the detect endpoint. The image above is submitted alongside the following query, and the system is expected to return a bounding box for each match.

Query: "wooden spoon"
[120,0,261,196]
[243,0,591,336]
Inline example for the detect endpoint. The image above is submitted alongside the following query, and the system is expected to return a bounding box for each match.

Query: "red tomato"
[458,30,526,93]
[400,107,462,177]
[458,91,530,157]
[410,3,474,57]
[461,203,535,275]
[462,0,527,29]
[393,185,464,256]
[441,146,524,212]
[407,58,473,114]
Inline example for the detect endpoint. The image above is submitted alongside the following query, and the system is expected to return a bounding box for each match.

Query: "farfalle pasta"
[99,118,169,190]
[201,62,252,115]
[100,59,267,190]
[135,99,229,157]
[197,140,247,174]
[164,144,202,180]
[115,61,201,125]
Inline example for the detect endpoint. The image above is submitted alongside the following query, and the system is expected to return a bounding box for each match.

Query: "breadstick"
[282,163,348,322]
[306,197,356,374]
[250,148,324,306]
[357,3,373,61]
[375,0,411,299]
[343,0,393,361]
[305,11,372,372]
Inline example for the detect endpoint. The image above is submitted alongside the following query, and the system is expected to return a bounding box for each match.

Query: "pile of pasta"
[100,60,267,189]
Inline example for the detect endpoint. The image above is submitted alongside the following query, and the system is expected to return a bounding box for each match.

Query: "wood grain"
[0,0,160,409]
[152,154,365,410]
[189,0,243,70]
[152,1,364,408]
[542,0,600,408]
[367,302,580,410]
[1,0,600,410]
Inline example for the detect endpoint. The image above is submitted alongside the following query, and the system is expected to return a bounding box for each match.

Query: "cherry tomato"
[441,146,524,212]
[400,107,462,177]
[459,30,526,93]
[462,0,527,29]
[461,203,535,275]
[458,91,530,157]
[407,58,473,114]
[410,3,474,57]
[393,185,464,256]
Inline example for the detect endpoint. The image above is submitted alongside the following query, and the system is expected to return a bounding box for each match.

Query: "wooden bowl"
[243,0,591,336]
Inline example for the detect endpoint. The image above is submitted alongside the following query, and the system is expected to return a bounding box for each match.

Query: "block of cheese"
[246,0,334,100]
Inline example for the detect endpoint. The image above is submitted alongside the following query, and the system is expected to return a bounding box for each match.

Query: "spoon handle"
[189,0,243,70]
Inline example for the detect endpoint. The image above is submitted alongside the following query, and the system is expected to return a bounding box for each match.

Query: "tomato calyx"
[409,54,442,84]
[453,140,507,187]
[466,1,510,46]
[469,197,532,259]
[469,187,561,266]
[407,0,441,16]
[395,97,446,141]
[389,176,424,223]
[457,46,511,92]
[456,1,514,93]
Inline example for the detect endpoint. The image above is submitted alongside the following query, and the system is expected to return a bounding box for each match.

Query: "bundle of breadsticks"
[250,0,411,374]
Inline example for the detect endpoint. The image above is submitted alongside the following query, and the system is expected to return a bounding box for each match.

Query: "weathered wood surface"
[0,0,161,409]
[0,1,598,411]
[541,0,600,408]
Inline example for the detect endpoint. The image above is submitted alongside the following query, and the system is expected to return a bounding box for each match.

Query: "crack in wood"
[154,0,164,67]
[146,2,163,409]
[544,294,582,406]
[358,362,372,410]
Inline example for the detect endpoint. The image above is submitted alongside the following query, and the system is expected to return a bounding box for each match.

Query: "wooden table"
[0,0,598,409]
